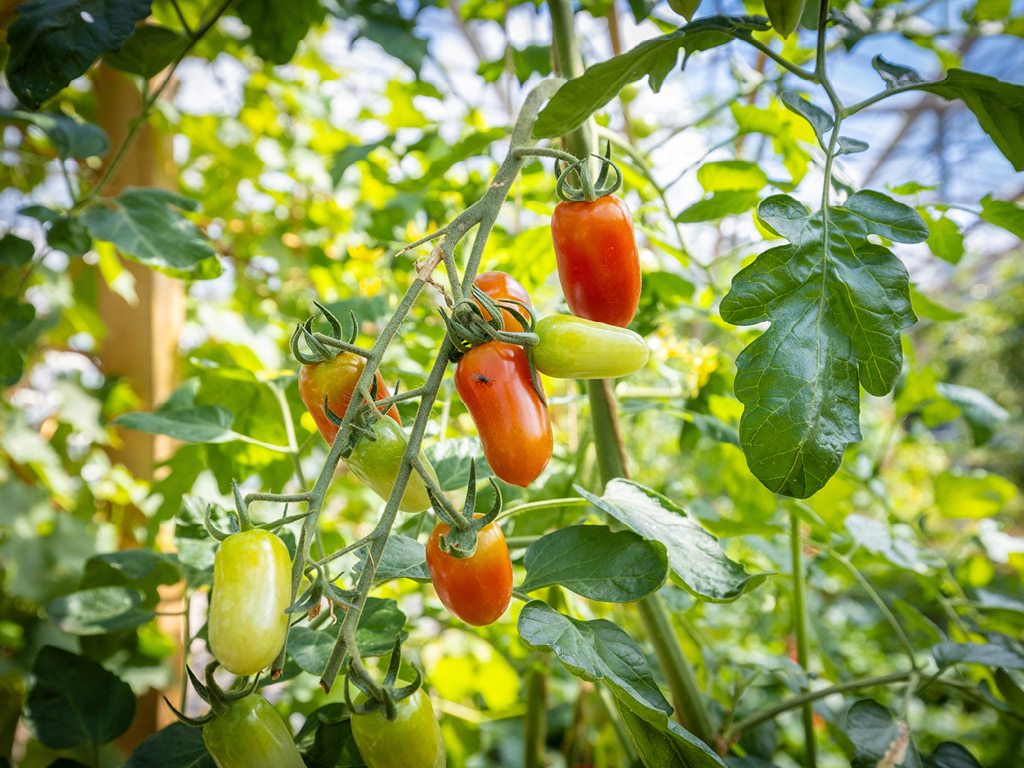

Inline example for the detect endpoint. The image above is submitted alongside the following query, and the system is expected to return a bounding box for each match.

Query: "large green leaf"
[720,192,926,498]
[932,640,1024,669]
[333,0,429,75]
[517,600,673,722]
[114,406,235,443]
[844,700,922,768]
[533,15,769,138]
[24,646,135,750]
[288,597,407,674]
[5,0,153,108]
[978,194,1024,237]
[521,525,668,602]
[0,233,34,267]
[354,534,430,583]
[123,723,215,768]
[103,24,190,78]
[46,586,156,634]
[80,188,217,274]
[918,70,1024,171]
[235,0,326,64]
[615,698,724,768]
[0,109,108,159]
[934,382,1010,445]
[921,743,983,768]
[576,480,769,601]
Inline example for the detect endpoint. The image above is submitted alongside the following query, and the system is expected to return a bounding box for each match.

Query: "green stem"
[524,659,548,768]
[548,0,595,166]
[843,81,940,118]
[727,670,914,738]
[498,496,591,521]
[790,510,817,768]
[586,379,629,483]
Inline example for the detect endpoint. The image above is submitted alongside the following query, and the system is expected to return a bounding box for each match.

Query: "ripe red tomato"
[454,341,552,487]
[298,353,401,444]
[473,271,532,333]
[550,194,641,327]
[426,515,513,626]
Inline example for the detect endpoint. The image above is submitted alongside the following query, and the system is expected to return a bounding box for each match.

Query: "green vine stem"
[524,657,548,768]
[789,509,817,768]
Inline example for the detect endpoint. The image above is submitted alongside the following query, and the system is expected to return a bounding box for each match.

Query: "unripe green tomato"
[533,315,650,379]
[346,417,439,512]
[764,0,806,38]
[202,694,305,768]
[350,689,446,768]
[208,529,290,677]
[668,0,702,21]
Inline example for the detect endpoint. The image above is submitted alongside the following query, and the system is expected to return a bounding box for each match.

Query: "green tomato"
[764,0,806,38]
[533,315,650,379]
[208,529,291,677]
[202,694,305,768]
[346,417,439,512]
[350,689,446,768]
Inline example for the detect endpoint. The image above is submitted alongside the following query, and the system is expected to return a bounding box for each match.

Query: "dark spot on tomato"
[471,373,493,387]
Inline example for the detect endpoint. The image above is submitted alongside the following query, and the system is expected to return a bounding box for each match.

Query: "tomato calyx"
[344,637,422,723]
[322,383,393,458]
[164,659,260,727]
[424,459,502,559]
[554,141,623,203]
[290,301,368,366]
[203,480,313,542]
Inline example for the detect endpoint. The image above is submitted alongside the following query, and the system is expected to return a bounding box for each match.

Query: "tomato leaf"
[354,534,431,582]
[844,700,922,768]
[114,405,235,443]
[533,15,769,138]
[517,600,673,722]
[235,0,326,65]
[46,586,156,634]
[24,646,135,750]
[0,233,34,267]
[0,108,109,159]
[721,192,926,498]
[934,383,1010,445]
[123,722,215,768]
[4,0,153,109]
[103,24,190,79]
[978,194,1024,238]
[921,743,983,768]
[521,525,668,602]
[780,91,832,144]
[575,480,769,601]
[294,704,365,768]
[424,438,492,491]
[80,188,217,275]
[614,697,724,768]
[932,470,1018,519]
[932,640,1024,670]
[923,213,965,265]
[288,597,407,674]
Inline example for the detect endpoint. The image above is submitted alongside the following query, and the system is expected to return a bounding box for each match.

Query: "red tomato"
[298,353,400,444]
[550,194,641,327]
[473,271,533,333]
[454,341,552,487]
[426,515,513,626]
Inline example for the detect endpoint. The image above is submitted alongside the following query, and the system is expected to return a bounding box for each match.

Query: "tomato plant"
[473,270,533,332]
[298,351,401,445]
[208,529,291,677]
[345,416,439,512]
[454,341,552,487]
[202,694,305,768]
[533,314,649,379]
[425,516,513,626]
[350,689,446,768]
[550,194,642,328]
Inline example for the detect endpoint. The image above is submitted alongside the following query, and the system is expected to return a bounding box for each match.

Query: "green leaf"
[933,640,1024,669]
[113,406,235,443]
[5,0,153,108]
[909,284,962,321]
[978,194,1024,238]
[844,514,932,572]
[872,55,925,88]
[103,24,190,79]
[46,586,156,634]
[933,470,1018,519]
[517,600,673,722]
[80,188,217,274]
[0,108,109,159]
[80,549,182,607]
[334,1,428,75]
[423,437,492,491]
[47,214,92,256]
[330,141,384,186]
[934,382,1010,445]
[676,191,761,223]
[354,534,430,582]
[922,743,982,768]
[720,192,925,498]
[478,44,552,84]
[288,597,406,674]
[24,646,135,750]
[235,0,326,64]
[697,160,768,192]
[533,16,768,138]
[780,90,833,141]
[294,704,365,768]
[123,723,214,768]
[836,136,869,155]
[615,697,724,768]
[0,233,35,267]
[628,0,659,22]
[923,214,964,264]
[844,700,921,768]
[575,480,769,601]
[521,526,668,602]
[686,412,740,446]
[918,70,1024,171]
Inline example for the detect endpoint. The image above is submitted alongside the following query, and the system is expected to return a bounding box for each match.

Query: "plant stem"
[789,510,817,768]
[524,658,548,768]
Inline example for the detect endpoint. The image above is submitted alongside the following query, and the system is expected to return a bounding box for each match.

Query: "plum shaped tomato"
[350,689,446,768]
[208,529,290,677]
[426,516,513,626]
[345,416,439,513]
[202,694,305,768]
[298,351,401,445]
[550,194,641,327]
[473,271,533,333]
[533,315,649,379]
[454,341,552,487]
